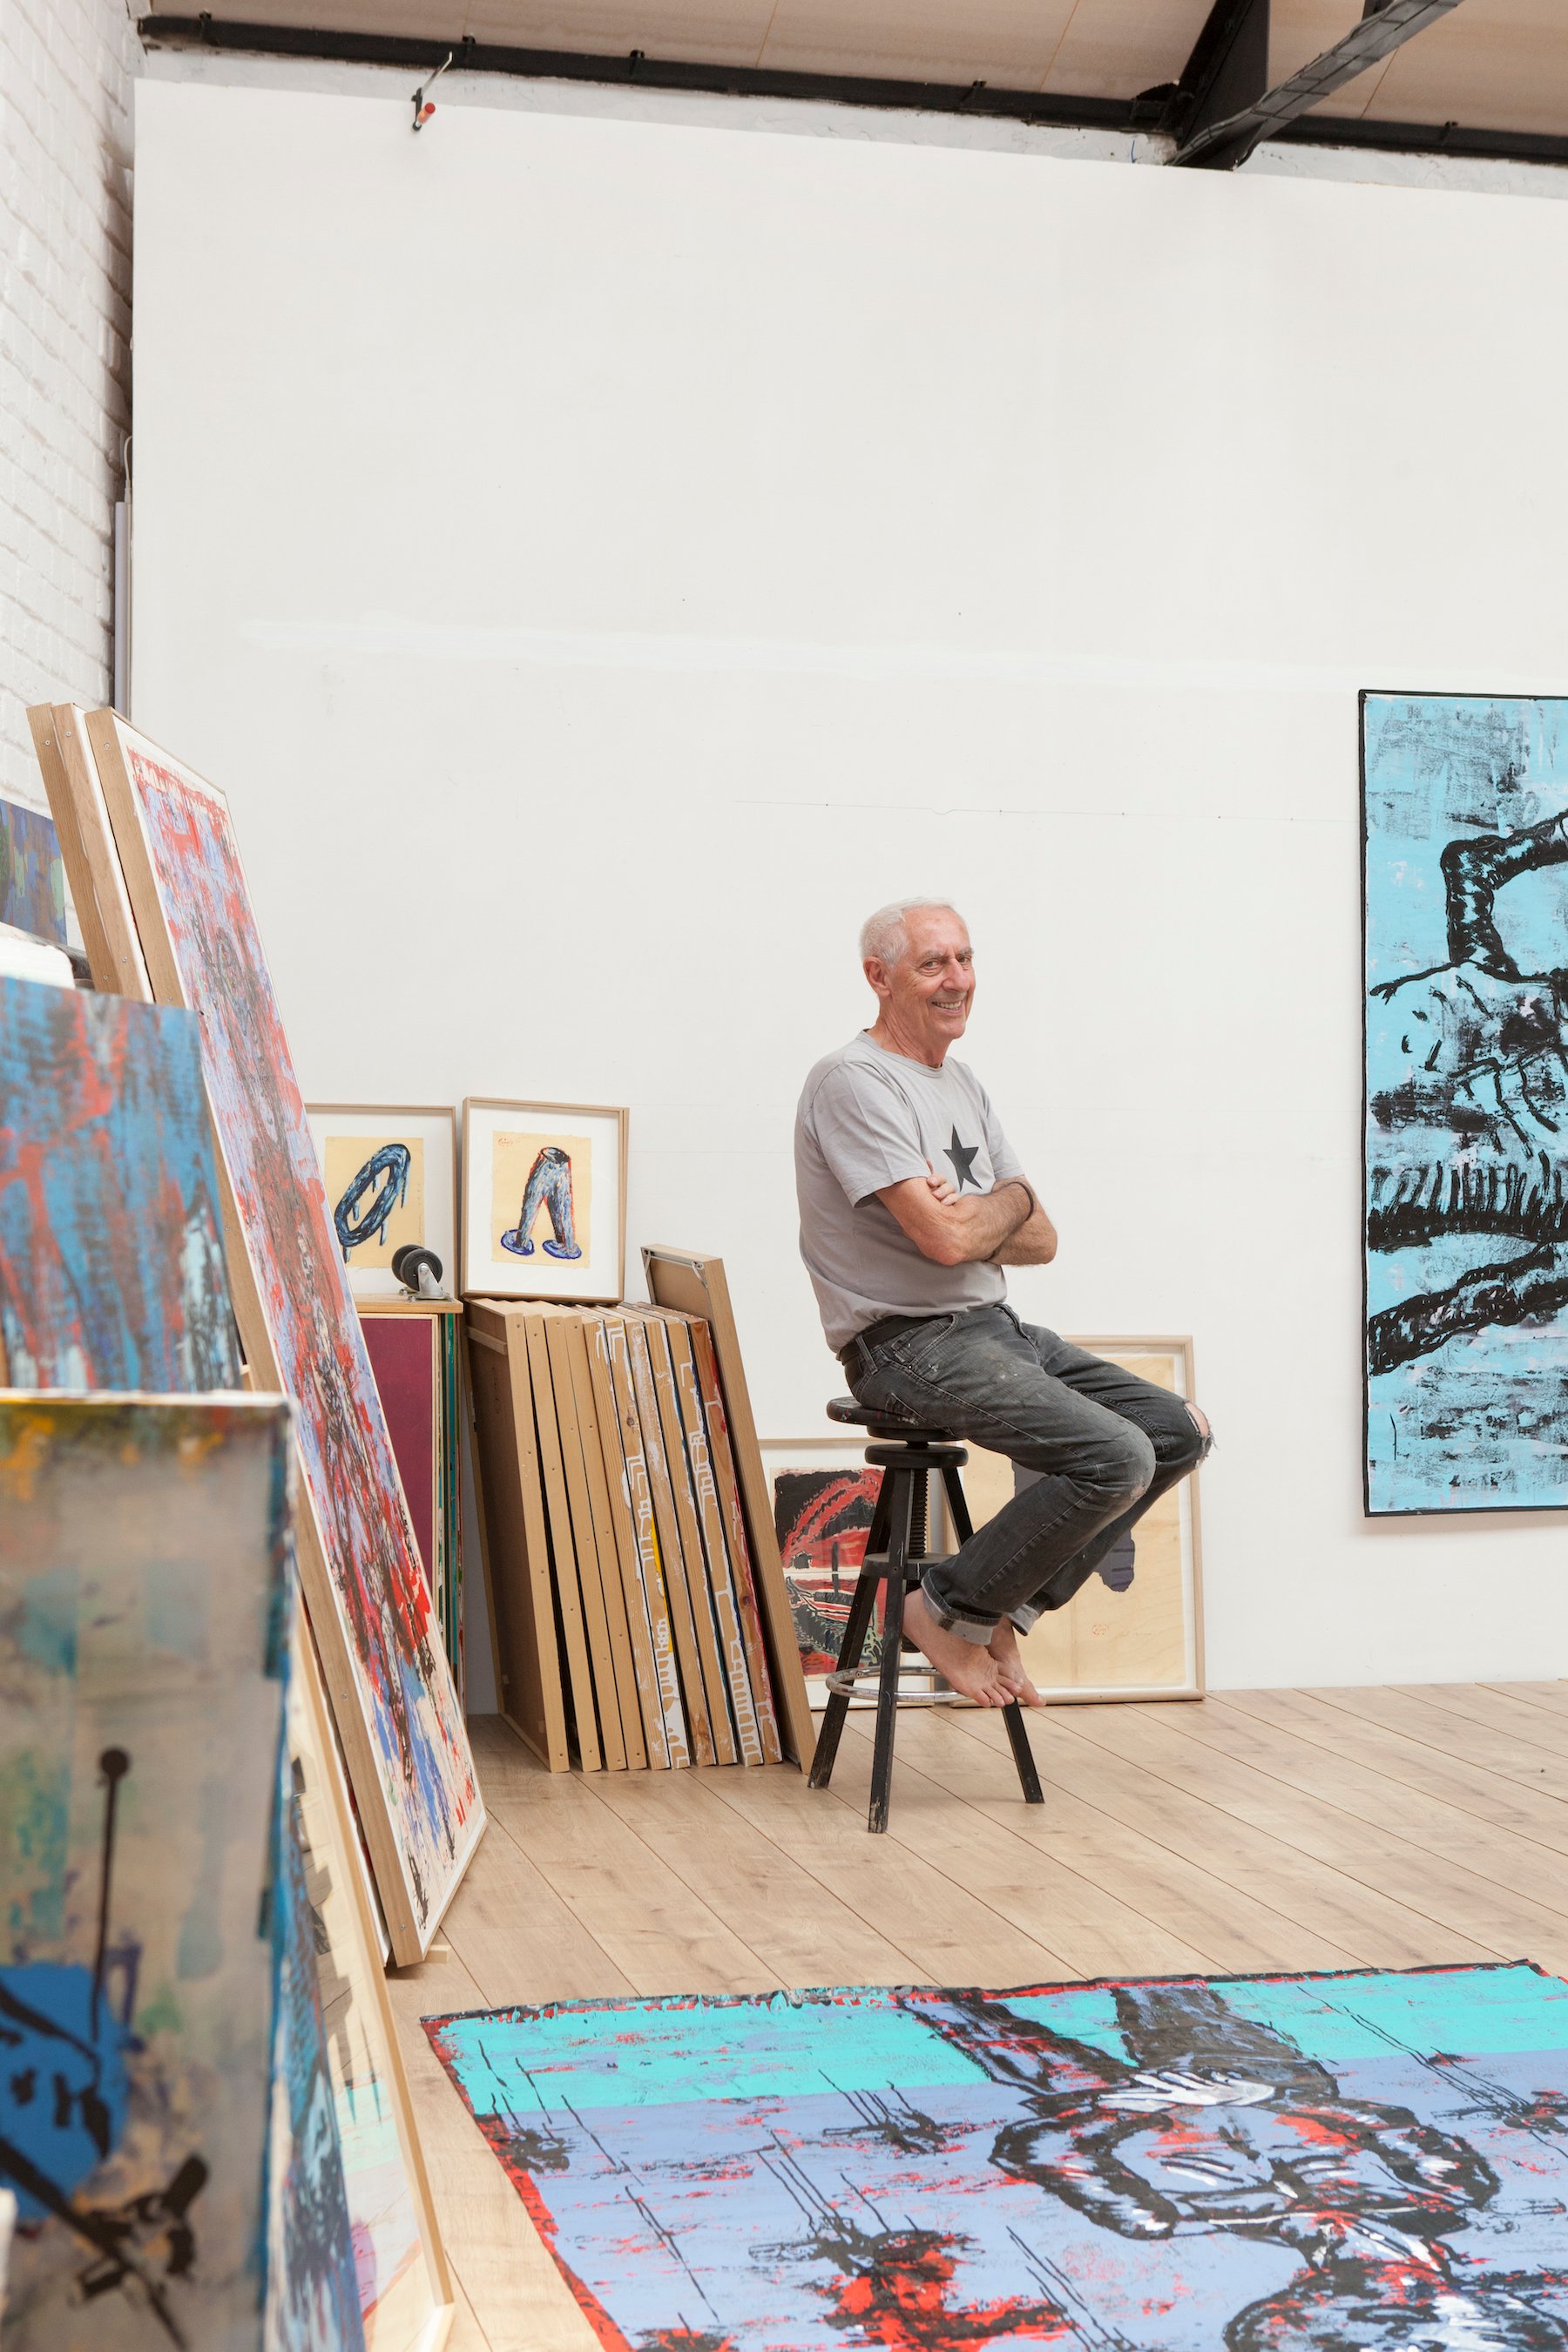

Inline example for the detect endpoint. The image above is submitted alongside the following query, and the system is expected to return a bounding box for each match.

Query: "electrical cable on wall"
[411,51,453,130]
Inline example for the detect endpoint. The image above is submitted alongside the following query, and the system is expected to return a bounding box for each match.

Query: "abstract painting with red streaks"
[427,1964,1568,2352]
[112,734,478,1952]
[0,973,238,1389]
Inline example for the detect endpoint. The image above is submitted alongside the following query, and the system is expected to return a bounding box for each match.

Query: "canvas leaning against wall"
[0,797,67,944]
[306,1106,457,1301]
[53,707,481,1968]
[759,1438,954,1710]
[0,974,240,1390]
[462,1098,627,1303]
[0,1392,291,2352]
[1363,692,1568,1515]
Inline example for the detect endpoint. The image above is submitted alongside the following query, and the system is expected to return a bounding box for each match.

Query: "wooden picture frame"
[644,1307,776,1764]
[307,1105,458,1301]
[289,1620,455,2352]
[29,701,149,997]
[464,1299,571,1772]
[461,1098,627,1303]
[641,1246,814,1767]
[41,706,483,1964]
[963,1334,1206,1703]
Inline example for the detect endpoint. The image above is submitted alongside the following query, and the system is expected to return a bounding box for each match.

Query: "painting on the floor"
[0,1392,291,2351]
[429,1961,1568,2352]
[462,1097,627,1301]
[305,1105,457,1301]
[0,794,67,943]
[963,1337,1204,1702]
[0,973,240,1389]
[79,711,481,1965]
[1364,691,1568,1514]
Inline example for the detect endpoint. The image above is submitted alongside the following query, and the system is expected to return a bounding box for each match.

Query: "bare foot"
[901,1591,1016,1707]
[987,1619,1043,1707]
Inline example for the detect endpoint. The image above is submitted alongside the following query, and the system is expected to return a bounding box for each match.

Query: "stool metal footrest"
[822,1664,966,1707]
[807,1415,1045,1832]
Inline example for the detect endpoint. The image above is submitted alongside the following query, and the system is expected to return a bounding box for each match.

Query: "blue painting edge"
[1359,685,1568,1518]
[420,1952,1552,2037]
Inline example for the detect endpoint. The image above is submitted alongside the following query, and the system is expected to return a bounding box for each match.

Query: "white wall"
[130,77,1568,1692]
[1,0,136,809]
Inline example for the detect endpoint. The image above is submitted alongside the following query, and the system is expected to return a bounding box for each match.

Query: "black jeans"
[844,1303,1209,1642]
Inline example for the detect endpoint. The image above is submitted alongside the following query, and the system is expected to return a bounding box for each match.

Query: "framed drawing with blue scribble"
[305,1105,456,1301]
[462,1097,628,1303]
[1363,691,1568,1514]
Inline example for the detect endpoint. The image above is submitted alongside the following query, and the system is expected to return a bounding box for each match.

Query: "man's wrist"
[1004,1179,1036,1225]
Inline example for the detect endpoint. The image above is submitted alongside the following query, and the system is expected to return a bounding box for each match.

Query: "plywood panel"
[1356,0,1568,133]
[1043,0,1206,101]
[459,0,775,64]
[760,0,1077,86]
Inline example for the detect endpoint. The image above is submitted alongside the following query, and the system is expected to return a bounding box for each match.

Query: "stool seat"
[828,1394,948,1443]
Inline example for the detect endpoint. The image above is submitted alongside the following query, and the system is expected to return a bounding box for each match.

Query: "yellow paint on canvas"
[490,1130,594,1267]
[963,1350,1191,1695]
[324,1133,426,1271]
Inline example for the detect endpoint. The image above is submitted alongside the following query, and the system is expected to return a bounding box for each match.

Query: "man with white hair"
[794,898,1210,1710]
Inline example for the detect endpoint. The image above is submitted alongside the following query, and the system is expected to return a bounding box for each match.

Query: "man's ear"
[864,958,892,1001]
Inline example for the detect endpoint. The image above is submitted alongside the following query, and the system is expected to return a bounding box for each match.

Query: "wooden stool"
[808,1396,1044,1833]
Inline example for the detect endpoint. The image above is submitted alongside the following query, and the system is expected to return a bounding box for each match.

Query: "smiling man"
[794,897,1209,1710]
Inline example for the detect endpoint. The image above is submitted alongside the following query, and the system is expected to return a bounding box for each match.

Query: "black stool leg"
[1002,1700,1045,1803]
[808,1477,890,1791]
[868,1470,916,1835]
[941,1465,1044,1807]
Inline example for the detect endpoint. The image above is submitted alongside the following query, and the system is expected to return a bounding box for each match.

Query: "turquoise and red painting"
[108,727,479,1958]
[0,797,66,944]
[0,974,239,1389]
[428,1963,1568,2351]
[1363,691,1568,1513]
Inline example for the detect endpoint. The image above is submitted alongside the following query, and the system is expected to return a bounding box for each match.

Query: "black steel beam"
[135,16,1145,132]
[1278,110,1568,166]
[1172,0,1468,169]
[1160,0,1271,154]
[137,10,1568,172]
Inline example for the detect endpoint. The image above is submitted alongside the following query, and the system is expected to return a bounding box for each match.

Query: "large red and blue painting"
[428,1962,1568,2351]
[0,975,239,1389]
[112,732,479,1958]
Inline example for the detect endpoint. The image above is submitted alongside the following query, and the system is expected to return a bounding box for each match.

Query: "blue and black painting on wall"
[1363,690,1568,1513]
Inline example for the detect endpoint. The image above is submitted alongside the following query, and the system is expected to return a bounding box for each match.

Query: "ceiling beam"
[1161,0,1271,159]
[137,10,1565,172]
[1169,0,1469,171]
[134,17,1147,132]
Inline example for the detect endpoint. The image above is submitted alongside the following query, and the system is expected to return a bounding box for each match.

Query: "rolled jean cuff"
[1010,1600,1044,1633]
[918,1571,998,1645]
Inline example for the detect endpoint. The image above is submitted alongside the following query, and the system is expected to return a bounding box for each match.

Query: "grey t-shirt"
[795,1031,1026,1351]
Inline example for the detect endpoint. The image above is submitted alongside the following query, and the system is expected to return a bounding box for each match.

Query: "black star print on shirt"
[943,1127,981,1191]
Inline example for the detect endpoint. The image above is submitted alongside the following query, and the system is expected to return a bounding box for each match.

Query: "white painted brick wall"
[1,0,138,810]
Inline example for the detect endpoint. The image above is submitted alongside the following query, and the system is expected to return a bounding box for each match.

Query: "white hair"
[859,897,963,971]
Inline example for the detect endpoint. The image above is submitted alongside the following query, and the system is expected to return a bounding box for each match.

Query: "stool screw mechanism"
[808,1400,1044,1834]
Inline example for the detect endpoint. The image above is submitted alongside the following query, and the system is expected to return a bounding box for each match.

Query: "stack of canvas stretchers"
[468,1301,790,1771]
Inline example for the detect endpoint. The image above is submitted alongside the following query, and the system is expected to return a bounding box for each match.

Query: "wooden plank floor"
[389,1686,1568,2352]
